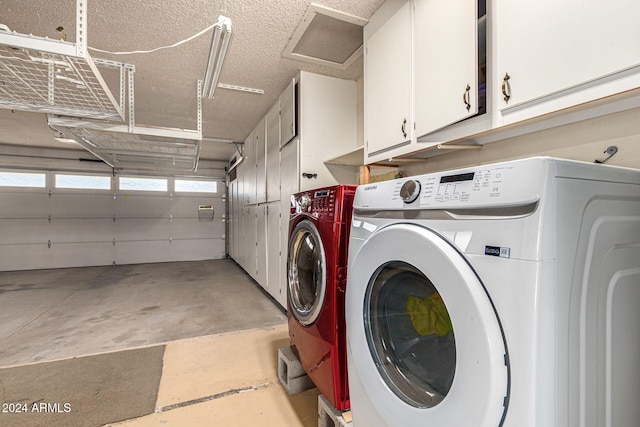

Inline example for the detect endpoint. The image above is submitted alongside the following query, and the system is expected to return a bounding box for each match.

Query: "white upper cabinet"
[414,0,478,136]
[365,0,413,158]
[364,0,487,163]
[496,0,640,124]
[297,71,357,191]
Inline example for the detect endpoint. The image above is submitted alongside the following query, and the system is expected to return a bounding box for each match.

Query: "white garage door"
[0,170,225,271]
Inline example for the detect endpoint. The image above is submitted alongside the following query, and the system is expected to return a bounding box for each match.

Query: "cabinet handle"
[463,84,471,112]
[502,73,511,103]
[401,118,407,139]
[302,173,317,179]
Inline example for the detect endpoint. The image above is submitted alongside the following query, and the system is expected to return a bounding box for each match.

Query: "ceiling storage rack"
[0,0,127,121]
[48,79,203,174]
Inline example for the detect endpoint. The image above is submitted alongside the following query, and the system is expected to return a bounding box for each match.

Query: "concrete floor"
[0,259,287,367]
[109,325,321,427]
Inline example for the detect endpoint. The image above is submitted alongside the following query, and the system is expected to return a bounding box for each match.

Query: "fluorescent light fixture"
[202,16,232,99]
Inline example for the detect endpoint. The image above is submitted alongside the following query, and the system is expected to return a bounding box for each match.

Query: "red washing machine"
[287,185,356,411]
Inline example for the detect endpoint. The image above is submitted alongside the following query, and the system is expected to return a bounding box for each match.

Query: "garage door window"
[0,171,45,188]
[175,179,217,193]
[119,177,167,192]
[55,174,111,190]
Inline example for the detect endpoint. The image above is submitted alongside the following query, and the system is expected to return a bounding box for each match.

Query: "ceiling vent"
[282,4,368,70]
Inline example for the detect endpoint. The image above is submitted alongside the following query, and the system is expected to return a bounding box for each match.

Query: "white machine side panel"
[556,178,640,427]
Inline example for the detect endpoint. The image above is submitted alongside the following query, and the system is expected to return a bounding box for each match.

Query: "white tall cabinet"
[228,71,357,309]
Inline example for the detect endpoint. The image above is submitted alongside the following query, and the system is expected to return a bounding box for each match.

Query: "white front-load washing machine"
[346,157,640,427]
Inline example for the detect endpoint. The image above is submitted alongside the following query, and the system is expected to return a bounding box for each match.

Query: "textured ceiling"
[0,0,385,163]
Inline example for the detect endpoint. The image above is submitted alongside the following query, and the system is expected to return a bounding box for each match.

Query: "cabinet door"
[266,102,281,202]
[279,139,299,309]
[497,0,640,112]
[228,180,236,259]
[245,205,258,280]
[243,132,257,205]
[280,78,296,147]
[255,118,267,204]
[414,0,478,136]
[297,71,357,191]
[266,202,283,306]
[279,196,292,311]
[256,204,267,287]
[280,138,300,201]
[365,1,412,155]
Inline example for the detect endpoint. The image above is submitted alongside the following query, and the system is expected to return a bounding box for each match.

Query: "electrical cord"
[88,17,225,56]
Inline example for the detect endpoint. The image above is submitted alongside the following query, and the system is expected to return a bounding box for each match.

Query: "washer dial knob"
[299,194,311,210]
[400,179,421,203]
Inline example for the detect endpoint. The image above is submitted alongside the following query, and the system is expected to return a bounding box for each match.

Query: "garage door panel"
[169,238,225,261]
[0,219,50,244]
[0,244,50,271]
[115,218,171,241]
[115,195,171,217]
[170,218,224,239]
[49,219,115,243]
[170,197,224,218]
[49,242,114,268]
[0,172,226,271]
[0,193,49,219]
[115,241,174,265]
[50,194,114,218]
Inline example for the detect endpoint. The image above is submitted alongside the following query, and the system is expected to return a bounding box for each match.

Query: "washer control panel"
[356,158,547,209]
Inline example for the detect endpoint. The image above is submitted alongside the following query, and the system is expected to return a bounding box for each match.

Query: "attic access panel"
[283,4,368,70]
[49,116,202,173]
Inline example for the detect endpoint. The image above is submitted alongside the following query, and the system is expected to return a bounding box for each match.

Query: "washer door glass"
[288,219,326,325]
[365,261,455,408]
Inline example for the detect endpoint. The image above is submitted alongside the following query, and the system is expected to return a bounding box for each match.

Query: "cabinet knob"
[401,118,407,139]
[502,73,511,103]
[463,84,471,112]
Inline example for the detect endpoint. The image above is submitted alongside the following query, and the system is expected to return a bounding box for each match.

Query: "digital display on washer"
[439,172,475,183]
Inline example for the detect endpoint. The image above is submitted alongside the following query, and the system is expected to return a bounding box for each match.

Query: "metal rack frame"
[0,0,127,120]
[48,79,203,174]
